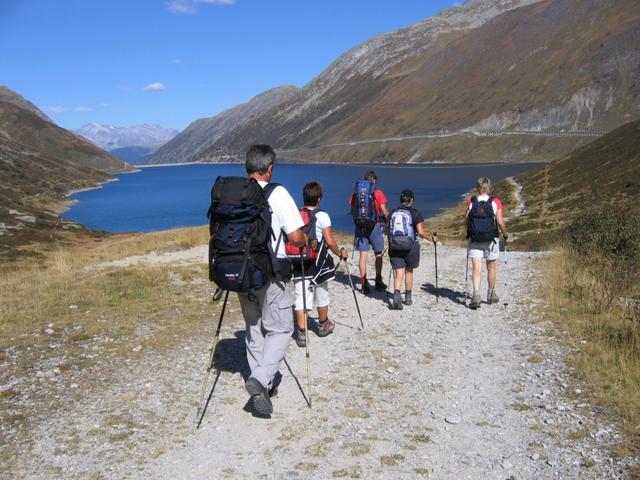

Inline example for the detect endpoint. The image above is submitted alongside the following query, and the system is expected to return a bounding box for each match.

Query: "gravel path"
[6,244,630,479]
[140,244,625,479]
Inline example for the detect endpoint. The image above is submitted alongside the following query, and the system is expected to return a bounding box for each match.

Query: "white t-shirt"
[467,194,503,215]
[259,181,304,258]
[305,207,331,242]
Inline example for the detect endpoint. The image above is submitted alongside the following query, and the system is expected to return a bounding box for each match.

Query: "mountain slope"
[76,123,179,152]
[146,85,299,164]
[196,0,639,164]
[0,85,53,123]
[0,96,129,174]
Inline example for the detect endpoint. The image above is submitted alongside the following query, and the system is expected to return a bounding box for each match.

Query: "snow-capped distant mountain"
[76,123,179,151]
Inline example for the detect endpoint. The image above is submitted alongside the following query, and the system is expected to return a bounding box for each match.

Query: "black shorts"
[389,241,420,269]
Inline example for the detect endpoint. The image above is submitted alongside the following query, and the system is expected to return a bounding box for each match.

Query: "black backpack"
[467,196,499,242]
[207,177,280,293]
[351,180,377,232]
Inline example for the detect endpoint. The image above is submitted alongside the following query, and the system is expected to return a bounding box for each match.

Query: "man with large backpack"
[288,181,349,347]
[388,189,437,309]
[208,144,307,417]
[465,177,508,310]
[349,170,389,294]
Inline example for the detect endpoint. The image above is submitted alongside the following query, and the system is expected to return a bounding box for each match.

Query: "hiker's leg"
[487,260,497,289]
[238,285,268,378]
[359,250,368,280]
[253,281,294,389]
[375,252,384,279]
[294,277,315,328]
[370,224,385,281]
[405,268,414,291]
[471,257,483,291]
[394,267,405,290]
[315,282,330,322]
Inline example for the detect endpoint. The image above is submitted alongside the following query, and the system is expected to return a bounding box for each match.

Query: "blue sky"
[0,0,459,131]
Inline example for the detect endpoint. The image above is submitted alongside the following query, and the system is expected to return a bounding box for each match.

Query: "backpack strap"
[263,182,281,199]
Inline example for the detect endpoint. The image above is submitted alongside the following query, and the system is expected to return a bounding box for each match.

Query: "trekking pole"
[433,233,439,302]
[195,289,229,425]
[464,239,470,300]
[344,259,365,330]
[299,249,312,408]
[504,235,508,265]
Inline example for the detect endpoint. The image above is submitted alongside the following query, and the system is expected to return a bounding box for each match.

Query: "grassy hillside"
[426,119,640,248]
[0,99,128,174]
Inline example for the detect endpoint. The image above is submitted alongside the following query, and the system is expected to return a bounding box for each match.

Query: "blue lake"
[64,163,542,233]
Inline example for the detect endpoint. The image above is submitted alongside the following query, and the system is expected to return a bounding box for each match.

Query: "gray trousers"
[238,280,293,389]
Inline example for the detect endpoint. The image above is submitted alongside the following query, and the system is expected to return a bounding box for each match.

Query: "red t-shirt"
[349,188,388,216]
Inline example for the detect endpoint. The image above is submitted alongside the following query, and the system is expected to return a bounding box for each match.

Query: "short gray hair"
[476,177,492,194]
[245,144,276,174]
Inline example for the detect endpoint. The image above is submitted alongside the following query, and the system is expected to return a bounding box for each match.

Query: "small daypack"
[389,207,415,251]
[351,180,377,231]
[468,196,499,242]
[285,207,321,262]
[207,177,279,293]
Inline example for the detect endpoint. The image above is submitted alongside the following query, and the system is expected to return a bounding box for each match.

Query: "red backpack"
[285,207,321,261]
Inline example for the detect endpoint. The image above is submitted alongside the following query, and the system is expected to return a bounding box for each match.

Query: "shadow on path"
[421,282,467,306]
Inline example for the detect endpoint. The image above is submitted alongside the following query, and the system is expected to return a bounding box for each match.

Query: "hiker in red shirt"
[349,170,389,294]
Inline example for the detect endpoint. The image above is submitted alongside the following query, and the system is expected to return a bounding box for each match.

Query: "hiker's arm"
[322,226,348,259]
[380,203,390,221]
[287,229,307,247]
[496,209,507,237]
[416,222,436,243]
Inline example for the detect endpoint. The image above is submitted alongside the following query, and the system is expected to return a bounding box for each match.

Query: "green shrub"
[565,205,640,262]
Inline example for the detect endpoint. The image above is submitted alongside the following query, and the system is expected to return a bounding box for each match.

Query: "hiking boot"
[487,290,500,304]
[245,377,273,416]
[361,280,371,295]
[469,294,481,310]
[317,319,335,337]
[268,385,278,398]
[403,293,413,306]
[293,329,306,348]
[392,291,403,310]
[375,277,387,292]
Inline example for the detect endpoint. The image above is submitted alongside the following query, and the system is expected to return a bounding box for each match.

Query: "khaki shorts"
[468,238,500,261]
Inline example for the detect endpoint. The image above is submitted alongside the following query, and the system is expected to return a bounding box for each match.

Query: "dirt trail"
[5,244,630,479]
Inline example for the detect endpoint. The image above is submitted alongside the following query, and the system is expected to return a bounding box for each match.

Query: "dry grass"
[541,248,640,454]
[0,225,222,472]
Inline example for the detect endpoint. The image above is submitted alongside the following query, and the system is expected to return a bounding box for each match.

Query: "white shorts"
[293,279,330,311]
[468,238,500,261]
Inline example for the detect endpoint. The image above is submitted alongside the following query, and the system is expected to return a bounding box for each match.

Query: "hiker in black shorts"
[388,189,437,310]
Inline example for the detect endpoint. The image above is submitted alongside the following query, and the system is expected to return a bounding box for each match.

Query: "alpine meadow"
[1,0,640,478]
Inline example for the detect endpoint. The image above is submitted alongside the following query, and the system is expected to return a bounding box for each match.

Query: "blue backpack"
[351,180,377,231]
[468,196,499,242]
[389,207,415,251]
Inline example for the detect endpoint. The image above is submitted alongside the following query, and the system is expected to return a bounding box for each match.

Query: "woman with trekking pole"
[464,177,508,310]
[388,189,438,310]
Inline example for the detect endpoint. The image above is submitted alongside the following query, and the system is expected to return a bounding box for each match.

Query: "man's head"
[246,144,276,180]
[303,181,323,207]
[475,177,492,195]
[400,189,414,206]
[364,170,378,184]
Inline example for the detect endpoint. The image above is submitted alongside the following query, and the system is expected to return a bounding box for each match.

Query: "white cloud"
[166,0,234,14]
[99,102,109,107]
[117,84,131,92]
[169,58,182,65]
[165,1,196,14]
[46,105,68,114]
[75,106,93,112]
[143,82,167,92]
